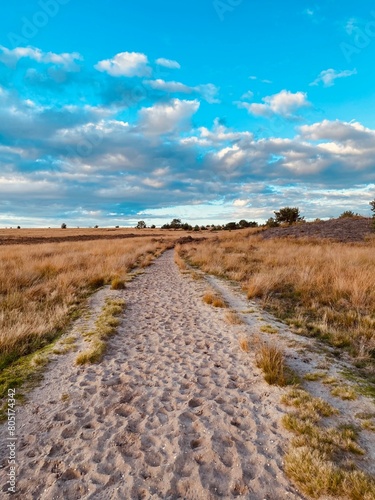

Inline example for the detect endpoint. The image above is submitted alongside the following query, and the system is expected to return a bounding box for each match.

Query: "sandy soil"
[0,250,309,500]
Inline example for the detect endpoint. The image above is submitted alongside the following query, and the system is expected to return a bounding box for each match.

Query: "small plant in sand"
[111,276,126,290]
[255,341,295,386]
[203,291,226,308]
[239,338,250,352]
[330,385,357,401]
[226,311,244,325]
[303,371,327,381]
[260,324,278,334]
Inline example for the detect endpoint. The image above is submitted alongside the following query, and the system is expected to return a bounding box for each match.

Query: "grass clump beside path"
[76,298,126,365]
[255,341,299,387]
[282,388,375,499]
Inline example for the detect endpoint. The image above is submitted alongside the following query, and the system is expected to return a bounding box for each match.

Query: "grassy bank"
[177,230,375,376]
[0,236,171,375]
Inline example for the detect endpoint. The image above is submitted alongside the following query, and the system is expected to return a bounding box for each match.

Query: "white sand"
[0,249,335,499]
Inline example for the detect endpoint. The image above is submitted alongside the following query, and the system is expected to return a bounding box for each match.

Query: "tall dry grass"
[0,237,169,369]
[178,231,375,372]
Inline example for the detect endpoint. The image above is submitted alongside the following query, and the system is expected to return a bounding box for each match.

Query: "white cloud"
[310,68,357,87]
[155,58,181,69]
[181,118,252,147]
[198,84,220,104]
[138,98,200,135]
[248,76,272,84]
[299,119,375,143]
[144,79,192,93]
[0,46,82,70]
[239,90,309,118]
[142,178,165,188]
[241,91,254,100]
[95,52,151,77]
[233,199,251,207]
[144,79,220,103]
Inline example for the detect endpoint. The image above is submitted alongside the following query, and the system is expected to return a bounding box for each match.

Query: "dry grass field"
[177,227,375,377]
[0,227,164,246]
[0,233,177,373]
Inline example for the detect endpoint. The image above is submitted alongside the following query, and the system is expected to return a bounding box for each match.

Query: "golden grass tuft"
[111,277,126,290]
[174,246,187,270]
[303,371,327,381]
[203,291,226,308]
[225,311,244,325]
[331,385,358,401]
[260,324,278,334]
[239,338,250,352]
[255,342,295,386]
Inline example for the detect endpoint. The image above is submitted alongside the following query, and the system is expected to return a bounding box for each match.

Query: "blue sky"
[0,0,374,227]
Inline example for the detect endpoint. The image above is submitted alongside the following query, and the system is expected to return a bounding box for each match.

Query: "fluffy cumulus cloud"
[0,45,82,70]
[238,90,309,118]
[138,99,200,135]
[95,52,152,77]
[155,58,181,69]
[310,68,357,87]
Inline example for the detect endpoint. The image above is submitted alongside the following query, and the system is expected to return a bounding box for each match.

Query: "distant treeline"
[159,219,258,231]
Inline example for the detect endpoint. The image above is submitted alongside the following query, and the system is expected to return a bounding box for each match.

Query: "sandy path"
[0,250,305,500]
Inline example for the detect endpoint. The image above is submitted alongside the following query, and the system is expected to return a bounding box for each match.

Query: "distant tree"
[182,223,193,231]
[265,217,279,228]
[339,211,358,218]
[200,225,207,231]
[61,223,67,229]
[238,219,249,228]
[136,221,147,229]
[370,200,375,215]
[225,222,238,230]
[17,226,21,229]
[115,225,120,228]
[151,224,156,229]
[94,225,99,228]
[274,207,303,225]
[193,225,200,231]
[239,220,258,228]
[161,223,170,229]
[170,218,182,229]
